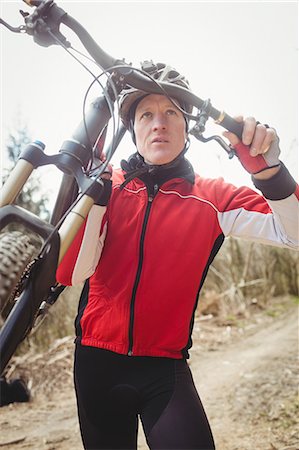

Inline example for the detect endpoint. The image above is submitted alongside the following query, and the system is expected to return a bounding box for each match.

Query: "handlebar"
[2,0,243,139]
[62,14,243,139]
[62,15,243,138]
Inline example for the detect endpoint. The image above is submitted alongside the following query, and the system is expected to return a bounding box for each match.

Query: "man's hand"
[223,116,281,179]
[93,152,113,206]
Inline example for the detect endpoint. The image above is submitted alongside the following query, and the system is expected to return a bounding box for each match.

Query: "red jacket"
[56,163,298,359]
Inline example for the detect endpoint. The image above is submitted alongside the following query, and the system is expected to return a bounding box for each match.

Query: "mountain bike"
[0,0,267,379]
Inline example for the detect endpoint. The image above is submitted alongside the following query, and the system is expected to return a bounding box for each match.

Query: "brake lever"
[1,0,70,47]
[0,1,50,34]
[0,18,26,33]
[190,129,236,159]
[24,0,70,47]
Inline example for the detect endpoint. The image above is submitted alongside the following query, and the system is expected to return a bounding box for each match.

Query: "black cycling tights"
[74,345,215,450]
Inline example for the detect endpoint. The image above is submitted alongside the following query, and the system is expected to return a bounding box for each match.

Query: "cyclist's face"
[134,94,187,165]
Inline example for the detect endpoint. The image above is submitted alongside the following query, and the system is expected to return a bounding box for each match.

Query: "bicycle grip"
[216,112,244,140]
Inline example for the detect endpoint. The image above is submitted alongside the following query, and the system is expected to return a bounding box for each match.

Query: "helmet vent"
[168,70,179,79]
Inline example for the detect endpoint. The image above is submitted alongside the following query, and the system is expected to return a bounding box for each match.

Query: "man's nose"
[152,113,167,130]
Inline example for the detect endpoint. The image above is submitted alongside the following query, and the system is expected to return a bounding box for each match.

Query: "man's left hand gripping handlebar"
[223,116,281,179]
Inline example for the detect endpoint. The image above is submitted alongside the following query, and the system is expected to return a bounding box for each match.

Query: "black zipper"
[127,184,159,356]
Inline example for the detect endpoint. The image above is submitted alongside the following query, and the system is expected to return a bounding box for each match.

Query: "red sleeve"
[56,220,87,286]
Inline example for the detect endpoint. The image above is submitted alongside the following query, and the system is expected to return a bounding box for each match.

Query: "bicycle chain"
[10,257,39,301]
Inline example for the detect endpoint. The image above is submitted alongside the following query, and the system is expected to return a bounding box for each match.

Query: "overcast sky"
[1,1,298,205]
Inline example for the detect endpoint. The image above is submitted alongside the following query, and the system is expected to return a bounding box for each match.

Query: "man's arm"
[218,116,298,250]
[56,178,112,286]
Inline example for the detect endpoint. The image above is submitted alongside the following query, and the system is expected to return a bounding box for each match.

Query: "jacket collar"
[120,152,195,190]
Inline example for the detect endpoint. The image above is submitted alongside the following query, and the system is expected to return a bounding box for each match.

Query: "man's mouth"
[152,138,169,143]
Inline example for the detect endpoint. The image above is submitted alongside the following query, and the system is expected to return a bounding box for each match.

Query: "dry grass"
[199,238,299,317]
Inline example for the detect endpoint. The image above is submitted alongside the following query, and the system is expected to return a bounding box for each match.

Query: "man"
[56,63,298,450]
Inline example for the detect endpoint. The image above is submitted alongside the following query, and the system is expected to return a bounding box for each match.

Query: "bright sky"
[1,1,298,206]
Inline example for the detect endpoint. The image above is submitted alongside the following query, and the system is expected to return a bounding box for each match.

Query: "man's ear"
[184,136,191,152]
[129,118,137,145]
[185,128,189,142]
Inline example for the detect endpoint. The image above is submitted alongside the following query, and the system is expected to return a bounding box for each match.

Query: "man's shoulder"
[192,173,255,205]
[193,173,230,193]
[111,168,125,186]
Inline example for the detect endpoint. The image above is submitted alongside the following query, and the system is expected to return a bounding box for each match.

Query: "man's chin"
[145,157,173,166]
[145,150,175,166]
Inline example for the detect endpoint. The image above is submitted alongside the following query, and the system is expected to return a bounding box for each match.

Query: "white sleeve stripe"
[159,189,219,212]
[123,186,147,194]
[71,205,107,285]
[113,184,148,195]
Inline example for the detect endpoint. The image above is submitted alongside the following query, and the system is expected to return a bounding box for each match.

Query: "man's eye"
[166,109,177,116]
[140,111,152,119]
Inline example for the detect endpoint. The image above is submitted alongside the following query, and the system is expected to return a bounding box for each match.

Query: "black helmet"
[119,61,193,130]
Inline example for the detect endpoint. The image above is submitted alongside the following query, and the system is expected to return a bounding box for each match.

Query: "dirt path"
[0,301,298,450]
[191,308,298,450]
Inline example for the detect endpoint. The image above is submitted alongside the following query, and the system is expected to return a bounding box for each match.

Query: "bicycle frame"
[0,0,267,375]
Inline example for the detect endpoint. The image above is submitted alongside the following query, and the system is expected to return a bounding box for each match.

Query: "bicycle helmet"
[119,60,193,131]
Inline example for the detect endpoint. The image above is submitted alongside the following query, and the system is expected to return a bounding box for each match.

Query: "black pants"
[74,345,215,450]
